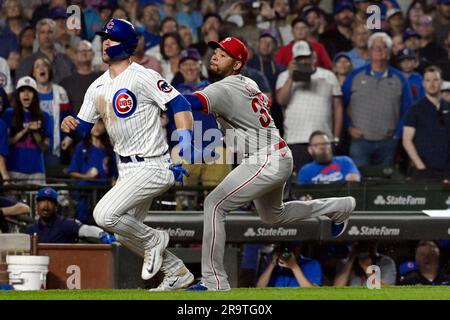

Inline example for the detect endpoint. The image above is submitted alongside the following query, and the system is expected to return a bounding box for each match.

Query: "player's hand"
[61,116,80,133]
[169,163,189,187]
[99,232,117,244]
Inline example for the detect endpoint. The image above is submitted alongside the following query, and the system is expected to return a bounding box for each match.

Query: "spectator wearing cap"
[320,0,355,60]
[396,48,425,104]
[1,76,52,185]
[176,0,203,43]
[403,66,450,180]
[274,17,332,70]
[400,241,450,286]
[333,52,353,86]
[247,30,286,135]
[416,15,448,68]
[276,40,343,172]
[433,0,450,47]
[442,81,450,103]
[386,8,405,37]
[16,18,75,85]
[26,187,116,244]
[342,32,413,167]
[345,23,370,69]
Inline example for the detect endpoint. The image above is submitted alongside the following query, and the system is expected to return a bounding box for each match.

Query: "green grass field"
[1,286,450,300]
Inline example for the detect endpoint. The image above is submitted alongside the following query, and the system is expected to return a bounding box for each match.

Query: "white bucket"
[6,255,49,291]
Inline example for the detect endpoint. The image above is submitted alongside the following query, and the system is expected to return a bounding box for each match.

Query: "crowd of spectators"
[1,0,450,287]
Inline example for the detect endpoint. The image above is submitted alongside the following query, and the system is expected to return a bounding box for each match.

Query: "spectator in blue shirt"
[176,0,203,43]
[342,32,413,167]
[0,24,19,60]
[0,119,10,184]
[2,76,52,185]
[68,119,117,223]
[396,48,425,104]
[256,243,322,288]
[141,3,162,51]
[298,131,360,184]
[403,66,450,180]
[26,187,116,244]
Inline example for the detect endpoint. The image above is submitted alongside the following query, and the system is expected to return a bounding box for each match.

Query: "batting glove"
[169,163,189,186]
[99,232,117,244]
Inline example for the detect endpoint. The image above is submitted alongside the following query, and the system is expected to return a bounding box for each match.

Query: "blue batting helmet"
[96,19,138,60]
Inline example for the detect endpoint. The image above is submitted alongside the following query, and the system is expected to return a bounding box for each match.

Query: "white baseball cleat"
[142,230,169,280]
[149,267,195,291]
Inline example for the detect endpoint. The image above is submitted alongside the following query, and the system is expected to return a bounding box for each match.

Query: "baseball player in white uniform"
[183,37,356,291]
[61,19,194,291]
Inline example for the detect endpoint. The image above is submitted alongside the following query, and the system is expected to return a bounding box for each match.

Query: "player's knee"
[93,205,115,229]
[259,214,280,225]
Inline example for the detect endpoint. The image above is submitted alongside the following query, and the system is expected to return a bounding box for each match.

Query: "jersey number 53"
[251,93,272,128]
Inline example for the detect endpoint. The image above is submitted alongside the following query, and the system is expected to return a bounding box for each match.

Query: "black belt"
[119,155,145,163]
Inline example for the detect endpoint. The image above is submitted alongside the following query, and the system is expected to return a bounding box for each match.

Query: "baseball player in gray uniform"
[183,37,356,291]
[61,19,195,291]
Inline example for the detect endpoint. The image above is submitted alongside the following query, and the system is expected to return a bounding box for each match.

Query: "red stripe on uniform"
[210,155,270,290]
[59,103,72,112]
[193,92,209,113]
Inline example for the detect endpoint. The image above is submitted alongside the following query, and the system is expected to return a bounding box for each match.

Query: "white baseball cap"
[441,81,450,92]
[292,41,312,58]
[16,76,38,91]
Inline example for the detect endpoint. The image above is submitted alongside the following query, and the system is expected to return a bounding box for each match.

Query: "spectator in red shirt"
[274,17,332,70]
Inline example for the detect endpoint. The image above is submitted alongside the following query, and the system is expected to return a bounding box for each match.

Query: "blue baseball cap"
[335,1,354,14]
[36,187,58,203]
[397,48,416,61]
[49,6,68,20]
[399,261,418,276]
[333,52,352,63]
[179,48,201,63]
[403,30,421,42]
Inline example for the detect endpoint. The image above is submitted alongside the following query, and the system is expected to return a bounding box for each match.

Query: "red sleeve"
[193,92,209,113]
[313,42,332,70]
[274,45,291,68]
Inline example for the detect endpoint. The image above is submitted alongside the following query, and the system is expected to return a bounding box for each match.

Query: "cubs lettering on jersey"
[77,62,181,158]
